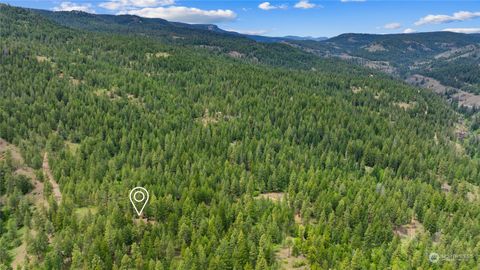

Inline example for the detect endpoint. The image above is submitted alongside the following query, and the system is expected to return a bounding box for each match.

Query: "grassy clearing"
[275,237,309,270]
[65,141,80,154]
[10,223,27,269]
[393,218,425,242]
[75,207,98,219]
[254,192,285,202]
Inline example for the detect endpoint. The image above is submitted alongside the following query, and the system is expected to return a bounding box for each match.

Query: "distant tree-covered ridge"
[290,32,480,99]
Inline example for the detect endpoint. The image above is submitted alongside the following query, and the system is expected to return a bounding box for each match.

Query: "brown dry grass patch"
[196,109,235,127]
[146,52,170,60]
[393,218,424,240]
[394,102,416,110]
[276,238,309,270]
[351,86,363,93]
[255,192,285,202]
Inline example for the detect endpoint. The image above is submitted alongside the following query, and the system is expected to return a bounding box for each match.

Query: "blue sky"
[2,0,480,37]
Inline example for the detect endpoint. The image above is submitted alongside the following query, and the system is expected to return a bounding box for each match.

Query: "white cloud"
[122,6,237,23]
[258,2,274,10]
[415,11,480,26]
[383,22,401,29]
[99,0,174,11]
[442,28,480,34]
[258,2,287,10]
[53,2,95,13]
[403,28,416,34]
[294,0,316,9]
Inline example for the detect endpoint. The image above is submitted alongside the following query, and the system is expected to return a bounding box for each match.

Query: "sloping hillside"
[290,32,480,106]
[1,4,480,269]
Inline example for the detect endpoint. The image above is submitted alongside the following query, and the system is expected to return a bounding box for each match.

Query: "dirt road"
[43,152,62,204]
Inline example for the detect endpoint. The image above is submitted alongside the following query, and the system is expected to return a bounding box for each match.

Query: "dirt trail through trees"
[13,152,61,269]
[0,138,45,269]
[43,152,62,204]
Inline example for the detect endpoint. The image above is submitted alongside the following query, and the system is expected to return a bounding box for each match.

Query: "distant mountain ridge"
[28,8,360,73]
[287,32,480,107]
[27,8,480,107]
[30,9,328,43]
[283,35,328,41]
[31,9,231,38]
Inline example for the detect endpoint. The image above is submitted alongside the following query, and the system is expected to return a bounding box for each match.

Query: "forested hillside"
[289,32,480,104]
[33,10,480,102]
[1,4,480,270]
[30,9,337,71]
[30,9,327,45]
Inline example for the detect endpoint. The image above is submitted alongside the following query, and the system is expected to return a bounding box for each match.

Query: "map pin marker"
[129,187,149,216]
